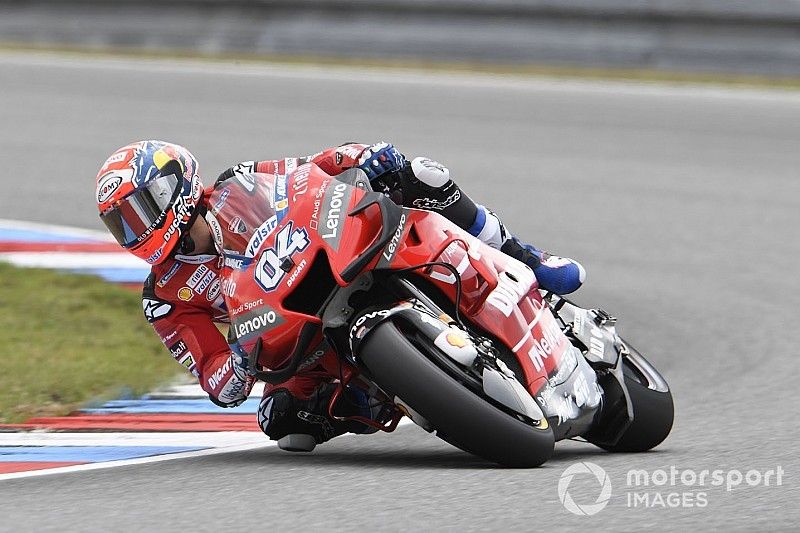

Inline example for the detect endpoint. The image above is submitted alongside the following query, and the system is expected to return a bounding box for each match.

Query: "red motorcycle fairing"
[209,163,590,409]
[376,208,576,395]
[209,164,383,372]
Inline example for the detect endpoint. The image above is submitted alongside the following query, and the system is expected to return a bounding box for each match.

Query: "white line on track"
[0,419,414,482]
[0,251,146,269]
[0,218,112,241]
[0,219,147,269]
[0,441,273,482]
[2,50,800,103]
[146,382,266,399]
[0,432,266,448]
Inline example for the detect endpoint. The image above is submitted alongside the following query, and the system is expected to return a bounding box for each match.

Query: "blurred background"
[3,0,800,78]
[0,1,798,531]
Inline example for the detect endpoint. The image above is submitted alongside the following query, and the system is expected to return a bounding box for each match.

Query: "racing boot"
[500,236,586,295]
[259,383,386,452]
[467,204,586,295]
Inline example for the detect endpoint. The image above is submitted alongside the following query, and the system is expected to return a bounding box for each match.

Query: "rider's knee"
[257,388,295,440]
[257,386,341,444]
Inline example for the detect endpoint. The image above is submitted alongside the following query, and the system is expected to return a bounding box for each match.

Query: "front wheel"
[358,321,554,467]
[593,342,674,452]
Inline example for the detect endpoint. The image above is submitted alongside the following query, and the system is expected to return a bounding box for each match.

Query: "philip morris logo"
[558,462,612,516]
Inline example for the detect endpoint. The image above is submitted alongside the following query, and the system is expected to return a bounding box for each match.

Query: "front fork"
[547,294,634,445]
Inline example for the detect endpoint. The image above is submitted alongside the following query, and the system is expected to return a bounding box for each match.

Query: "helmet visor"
[100,173,181,248]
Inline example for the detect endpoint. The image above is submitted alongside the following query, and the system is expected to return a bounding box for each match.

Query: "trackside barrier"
[1,1,799,77]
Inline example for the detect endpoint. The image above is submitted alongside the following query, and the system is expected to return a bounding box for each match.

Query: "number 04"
[254,223,310,292]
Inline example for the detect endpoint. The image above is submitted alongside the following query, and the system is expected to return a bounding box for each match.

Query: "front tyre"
[358,322,554,467]
[594,343,674,452]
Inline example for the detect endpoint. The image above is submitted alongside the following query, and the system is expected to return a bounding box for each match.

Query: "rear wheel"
[358,321,554,467]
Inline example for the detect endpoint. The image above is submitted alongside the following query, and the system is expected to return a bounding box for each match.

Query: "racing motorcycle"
[208,164,674,467]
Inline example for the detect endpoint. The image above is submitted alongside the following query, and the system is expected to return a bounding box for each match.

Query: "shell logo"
[445,332,468,348]
[178,287,194,301]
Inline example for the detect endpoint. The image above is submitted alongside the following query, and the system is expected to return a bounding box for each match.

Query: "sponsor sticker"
[245,215,279,258]
[178,287,193,301]
[168,340,188,359]
[213,188,230,213]
[186,265,209,289]
[291,164,312,201]
[102,150,128,167]
[229,298,263,316]
[206,278,221,301]
[446,332,468,348]
[223,254,251,270]
[274,174,289,222]
[157,262,182,287]
[336,144,362,161]
[195,270,216,295]
[316,181,352,250]
[146,248,163,264]
[230,305,285,342]
[96,173,123,203]
[179,353,198,377]
[377,211,408,267]
[228,216,246,234]
[177,254,216,265]
[486,262,535,317]
[205,212,224,251]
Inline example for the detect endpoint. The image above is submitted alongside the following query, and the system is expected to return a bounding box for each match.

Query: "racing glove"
[357,142,407,181]
[208,342,256,408]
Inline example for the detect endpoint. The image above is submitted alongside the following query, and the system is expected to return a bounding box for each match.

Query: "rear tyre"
[358,322,554,467]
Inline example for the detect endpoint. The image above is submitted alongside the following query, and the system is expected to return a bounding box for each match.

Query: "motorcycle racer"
[95,140,585,449]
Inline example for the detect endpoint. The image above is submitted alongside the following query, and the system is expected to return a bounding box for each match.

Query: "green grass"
[0,262,182,423]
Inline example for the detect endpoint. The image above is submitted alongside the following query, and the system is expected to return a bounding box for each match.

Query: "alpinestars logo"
[412,190,461,211]
[143,298,173,323]
[232,161,256,193]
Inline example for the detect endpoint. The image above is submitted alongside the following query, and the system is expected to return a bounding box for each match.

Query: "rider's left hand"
[357,142,407,181]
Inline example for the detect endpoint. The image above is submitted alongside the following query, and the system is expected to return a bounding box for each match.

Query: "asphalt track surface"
[1,51,798,531]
